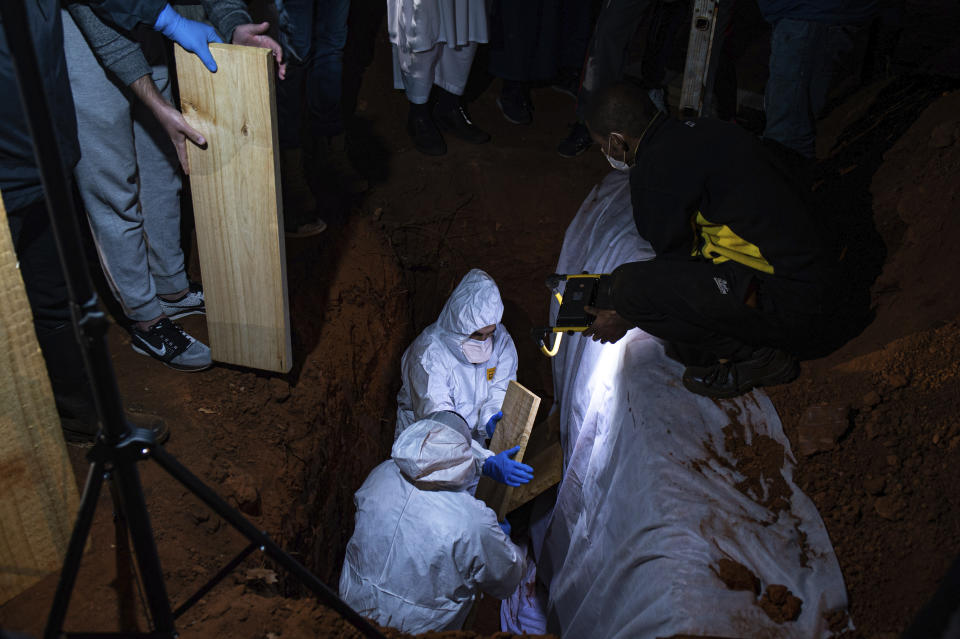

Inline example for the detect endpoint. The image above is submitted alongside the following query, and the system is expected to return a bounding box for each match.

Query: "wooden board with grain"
[476,380,541,520]
[0,193,80,604]
[502,441,563,514]
[174,43,291,373]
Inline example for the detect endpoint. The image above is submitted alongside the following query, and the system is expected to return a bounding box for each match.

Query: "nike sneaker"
[130,318,212,372]
[157,282,205,320]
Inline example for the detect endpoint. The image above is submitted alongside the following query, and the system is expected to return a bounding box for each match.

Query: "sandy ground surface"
[3,7,960,638]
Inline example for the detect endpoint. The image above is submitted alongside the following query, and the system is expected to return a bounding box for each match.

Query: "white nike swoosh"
[137,337,167,358]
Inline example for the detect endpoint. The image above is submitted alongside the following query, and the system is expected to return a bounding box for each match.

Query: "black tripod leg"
[44,462,106,639]
[150,446,386,639]
[108,482,142,630]
[110,458,175,634]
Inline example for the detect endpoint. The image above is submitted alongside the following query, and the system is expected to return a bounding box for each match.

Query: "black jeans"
[7,197,93,413]
[6,198,71,333]
[609,257,829,360]
[487,0,592,83]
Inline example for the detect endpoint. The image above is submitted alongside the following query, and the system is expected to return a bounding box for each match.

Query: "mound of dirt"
[769,87,960,636]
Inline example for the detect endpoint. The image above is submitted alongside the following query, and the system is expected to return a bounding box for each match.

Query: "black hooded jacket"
[628,115,836,283]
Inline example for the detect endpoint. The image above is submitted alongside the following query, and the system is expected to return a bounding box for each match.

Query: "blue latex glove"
[482,446,534,487]
[484,410,503,439]
[499,519,512,536]
[153,4,223,72]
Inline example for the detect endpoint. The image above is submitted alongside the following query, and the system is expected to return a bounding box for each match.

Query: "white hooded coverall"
[396,268,518,444]
[338,413,525,633]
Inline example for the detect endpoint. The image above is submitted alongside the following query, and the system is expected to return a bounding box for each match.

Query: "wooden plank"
[524,405,560,460]
[0,192,80,604]
[174,43,291,373]
[503,441,563,515]
[476,380,540,520]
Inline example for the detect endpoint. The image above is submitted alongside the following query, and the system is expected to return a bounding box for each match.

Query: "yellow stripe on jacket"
[692,212,774,274]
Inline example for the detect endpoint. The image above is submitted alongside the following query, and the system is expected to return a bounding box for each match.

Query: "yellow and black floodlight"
[533,273,612,357]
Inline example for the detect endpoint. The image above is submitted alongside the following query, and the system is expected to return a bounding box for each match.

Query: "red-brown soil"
[766,82,960,636]
[3,17,960,639]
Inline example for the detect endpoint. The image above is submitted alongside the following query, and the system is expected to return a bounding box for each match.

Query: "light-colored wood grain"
[488,380,540,458]
[174,43,291,373]
[476,380,541,520]
[0,193,80,604]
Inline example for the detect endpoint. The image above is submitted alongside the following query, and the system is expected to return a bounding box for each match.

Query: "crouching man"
[338,411,525,633]
[583,82,840,399]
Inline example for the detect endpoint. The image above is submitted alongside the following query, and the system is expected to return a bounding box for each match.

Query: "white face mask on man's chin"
[604,152,631,171]
[603,134,631,171]
[461,336,493,364]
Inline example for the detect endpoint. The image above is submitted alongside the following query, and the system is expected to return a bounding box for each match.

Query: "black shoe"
[57,388,102,444]
[280,147,322,233]
[682,347,800,399]
[496,88,533,125]
[435,105,491,144]
[557,122,592,158]
[320,133,369,195]
[130,318,212,372]
[284,209,328,238]
[407,110,447,156]
[126,409,170,445]
[62,409,170,446]
[551,68,580,100]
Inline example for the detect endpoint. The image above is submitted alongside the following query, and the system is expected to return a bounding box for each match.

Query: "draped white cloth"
[513,171,851,638]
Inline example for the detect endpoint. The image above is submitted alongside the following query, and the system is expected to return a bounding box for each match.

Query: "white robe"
[387,0,488,100]
[387,0,488,53]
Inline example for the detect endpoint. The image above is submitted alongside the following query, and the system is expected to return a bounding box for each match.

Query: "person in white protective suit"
[396,268,533,487]
[387,0,491,156]
[339,411,526,633]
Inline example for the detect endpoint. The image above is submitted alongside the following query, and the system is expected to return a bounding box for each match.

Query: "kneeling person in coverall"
[338,411,525,633]
[396,268,533,486]
[583,82,838,399]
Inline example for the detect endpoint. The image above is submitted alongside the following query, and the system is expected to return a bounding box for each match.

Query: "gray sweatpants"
[62,11,188,322]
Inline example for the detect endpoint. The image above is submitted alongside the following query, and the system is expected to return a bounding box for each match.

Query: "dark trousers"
[577,0,731,120]
[6,198,93,415]
[609,258,828,360]
[763,18,862,158]
[6,199,71,333]
[276,0,351,146]
[577,0,652,120]
[487,0,591,83]
[341,0,384,124]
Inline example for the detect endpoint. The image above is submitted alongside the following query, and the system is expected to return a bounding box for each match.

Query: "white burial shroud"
[528,170,850,638]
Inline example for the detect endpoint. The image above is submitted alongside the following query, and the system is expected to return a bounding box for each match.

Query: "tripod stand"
[0,3,384,638]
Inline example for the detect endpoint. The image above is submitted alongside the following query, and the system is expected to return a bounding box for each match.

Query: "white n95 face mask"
[461,336,493,364]
[603,135,631,171]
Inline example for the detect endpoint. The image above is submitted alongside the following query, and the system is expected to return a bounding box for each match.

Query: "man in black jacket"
[582,82,838,399]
